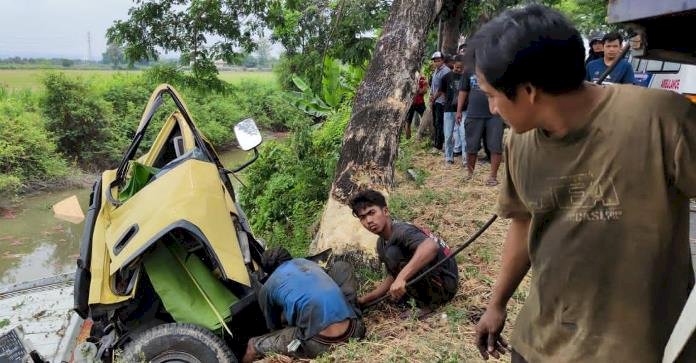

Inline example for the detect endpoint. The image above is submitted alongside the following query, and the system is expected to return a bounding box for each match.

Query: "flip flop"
[486,178,499,187]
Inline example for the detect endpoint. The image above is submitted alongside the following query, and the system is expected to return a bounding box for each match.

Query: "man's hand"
[356,296,368,308]
[475,305,508,360]
[388,277,407,300]
[456,111,462,124]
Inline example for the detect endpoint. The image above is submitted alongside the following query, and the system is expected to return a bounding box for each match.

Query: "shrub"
[240,105,350,255]
[0,94,67,199]
[41,73,120,168]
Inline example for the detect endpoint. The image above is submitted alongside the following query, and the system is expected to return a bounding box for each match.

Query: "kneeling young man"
[243,248,364,362]
[351,189,458,317]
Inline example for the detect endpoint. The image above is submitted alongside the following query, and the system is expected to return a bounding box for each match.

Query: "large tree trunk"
[311,0,441,255]
[441,0,466,55]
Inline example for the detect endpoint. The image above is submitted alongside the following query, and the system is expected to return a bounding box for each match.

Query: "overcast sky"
[0,0,136,59]
[0,0,281,60]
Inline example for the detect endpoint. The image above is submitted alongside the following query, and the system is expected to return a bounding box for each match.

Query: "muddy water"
[0,148,255,289]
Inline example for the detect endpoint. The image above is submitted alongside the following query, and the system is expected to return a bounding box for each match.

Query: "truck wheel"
[121,323,237,363]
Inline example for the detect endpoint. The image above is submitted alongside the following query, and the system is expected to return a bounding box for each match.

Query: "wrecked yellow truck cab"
[73,84,268,362]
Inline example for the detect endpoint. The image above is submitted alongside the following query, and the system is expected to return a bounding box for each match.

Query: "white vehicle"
[631,57,696,101]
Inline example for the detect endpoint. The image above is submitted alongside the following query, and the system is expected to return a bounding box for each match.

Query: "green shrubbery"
[0,86,68,200]
[240,106,350,256]
[0,67,310,200]
[42,73,121,167]
[3,63,350,257]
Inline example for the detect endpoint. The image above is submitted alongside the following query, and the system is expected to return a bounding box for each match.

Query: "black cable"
[362,214,498,310]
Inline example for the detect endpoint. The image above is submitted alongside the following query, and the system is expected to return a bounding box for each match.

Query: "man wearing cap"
[585,32,604,65]
[429,51,451,151]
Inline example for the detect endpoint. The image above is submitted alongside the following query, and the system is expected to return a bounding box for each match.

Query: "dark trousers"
[432,103,445,150]
[383,245,457,308]
[405,103,425,126]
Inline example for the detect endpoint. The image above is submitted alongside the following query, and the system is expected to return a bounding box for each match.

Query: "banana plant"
[288,57,363,117]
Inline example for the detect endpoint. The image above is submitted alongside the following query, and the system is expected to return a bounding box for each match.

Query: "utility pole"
[87,32,92,62]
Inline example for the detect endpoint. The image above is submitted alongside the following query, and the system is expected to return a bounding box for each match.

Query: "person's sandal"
[486,178,499,187]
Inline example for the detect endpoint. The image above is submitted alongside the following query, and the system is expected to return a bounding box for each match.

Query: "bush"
[42,73,120,167]
[240,105,350,256]
[0,93,68,199]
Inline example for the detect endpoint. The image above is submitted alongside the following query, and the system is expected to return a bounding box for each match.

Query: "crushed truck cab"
[73,84,268,362]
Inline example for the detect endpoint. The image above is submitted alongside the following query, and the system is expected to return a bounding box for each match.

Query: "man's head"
[349,189,390,236]
[589,32,604,53]
[261,247,292,275]
[465,4,585,133]
[452,55,464,74]
[431,51,444,70]
[590,39,604,53]
[602,32,623,61]
[445,54,455,68]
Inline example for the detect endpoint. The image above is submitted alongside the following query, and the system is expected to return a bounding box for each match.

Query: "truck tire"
[121,323,237,363]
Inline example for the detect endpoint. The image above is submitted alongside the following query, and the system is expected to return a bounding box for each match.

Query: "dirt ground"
[263,143,531,363]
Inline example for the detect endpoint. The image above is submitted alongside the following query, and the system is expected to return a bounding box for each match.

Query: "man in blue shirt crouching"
[242,247,365,362]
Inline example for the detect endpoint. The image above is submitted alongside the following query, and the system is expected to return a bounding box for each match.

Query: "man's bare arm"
[358,275,394,306]
[475,217,531,359]
[490,217,531,308]
[389,238,439,299]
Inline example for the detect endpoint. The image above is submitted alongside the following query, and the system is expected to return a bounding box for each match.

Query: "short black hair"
[261,247,292,275]
[466,4,585,99]
[349,189,386,216]
[602,32,623,44]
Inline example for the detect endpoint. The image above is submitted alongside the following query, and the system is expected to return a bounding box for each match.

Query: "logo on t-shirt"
[529,173,623,222]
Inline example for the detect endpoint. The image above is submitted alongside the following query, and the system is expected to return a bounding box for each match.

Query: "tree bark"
[441,0,466,56]
[311,0,440,254]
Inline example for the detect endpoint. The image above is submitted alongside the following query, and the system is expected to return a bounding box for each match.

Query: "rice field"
[0,68,275,91]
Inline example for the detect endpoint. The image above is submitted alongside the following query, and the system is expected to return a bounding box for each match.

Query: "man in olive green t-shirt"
[467,5,696,363]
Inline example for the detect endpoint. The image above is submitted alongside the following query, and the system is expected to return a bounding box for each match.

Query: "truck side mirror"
[234,118,262,151]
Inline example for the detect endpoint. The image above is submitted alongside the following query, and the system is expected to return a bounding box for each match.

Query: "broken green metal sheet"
[144,243,238,332]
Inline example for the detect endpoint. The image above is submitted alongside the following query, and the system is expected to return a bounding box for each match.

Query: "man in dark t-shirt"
[458,71,504,186]
[585,32,635,84]
[440,57,465,163]
[349,189,458,317]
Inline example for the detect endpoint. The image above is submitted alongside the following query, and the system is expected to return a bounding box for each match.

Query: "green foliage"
[41,73,120,167]
[2,66,306,200]
[0,90,68,199]
[102,43,126,69]
[552,0,613,35]
[240,105,350,256]
[288,57,363,117]
[107,0,390,88]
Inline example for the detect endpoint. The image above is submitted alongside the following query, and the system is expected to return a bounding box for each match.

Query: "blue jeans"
[444,112,466,162]
[453,112,466,153]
